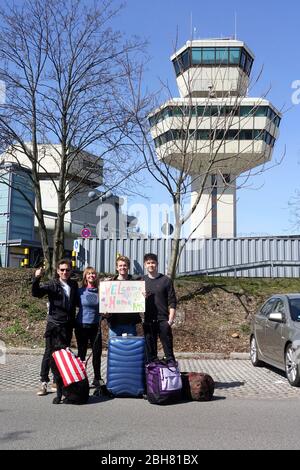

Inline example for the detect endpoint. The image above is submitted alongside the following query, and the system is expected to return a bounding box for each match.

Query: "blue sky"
[113,0,300,236]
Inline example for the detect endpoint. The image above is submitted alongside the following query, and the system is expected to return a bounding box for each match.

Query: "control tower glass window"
[255,106,268,117]
[240,50,246,69]
[216,48,229,64]
[191,48,202,64]
[173,59,181,76]
[229,48,240,64]
[245,56,253,75]
[240,106,253,116]
[173,46,253,77]
[181,50,190,70]
[202,48,215,64]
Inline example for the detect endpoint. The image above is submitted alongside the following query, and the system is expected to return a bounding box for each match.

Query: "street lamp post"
[88,190,113,272]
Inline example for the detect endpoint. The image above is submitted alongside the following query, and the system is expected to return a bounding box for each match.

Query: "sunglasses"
[60,268,71,272]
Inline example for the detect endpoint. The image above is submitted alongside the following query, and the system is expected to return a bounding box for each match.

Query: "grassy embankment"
[1,268,300,351]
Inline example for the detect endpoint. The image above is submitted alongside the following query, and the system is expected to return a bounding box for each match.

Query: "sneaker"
[36,382,48,396]
[93,387,102,397]
[100,382,109,396]
[50,383,57,392]
[91,378,100,389]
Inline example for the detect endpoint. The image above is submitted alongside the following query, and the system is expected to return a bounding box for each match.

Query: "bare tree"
[0,0,146,274]
[121,41,283,279]
[288,188,300,231]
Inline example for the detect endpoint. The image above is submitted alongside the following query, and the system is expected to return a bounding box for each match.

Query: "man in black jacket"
[32,259,78,396]
[143,253,177,363]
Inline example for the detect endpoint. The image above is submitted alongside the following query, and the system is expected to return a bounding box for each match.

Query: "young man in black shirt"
[143,253,176,363]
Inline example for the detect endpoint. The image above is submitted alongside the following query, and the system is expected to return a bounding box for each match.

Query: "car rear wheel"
[250,336,263,367]
[285,344,300,387]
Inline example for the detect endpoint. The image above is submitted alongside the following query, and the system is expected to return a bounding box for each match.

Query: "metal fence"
[75,236,300,277]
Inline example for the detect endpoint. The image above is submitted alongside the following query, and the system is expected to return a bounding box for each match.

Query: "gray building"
[0,165,35,267]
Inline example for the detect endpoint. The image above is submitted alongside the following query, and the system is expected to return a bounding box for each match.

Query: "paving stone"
[1,355,300,399]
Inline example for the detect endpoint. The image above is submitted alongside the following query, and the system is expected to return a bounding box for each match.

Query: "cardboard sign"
[99,280,145,313]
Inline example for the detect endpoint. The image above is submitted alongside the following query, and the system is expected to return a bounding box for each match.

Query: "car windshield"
[288,298,300,322]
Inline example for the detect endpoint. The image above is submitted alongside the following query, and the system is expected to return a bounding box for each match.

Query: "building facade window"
[150,105,280,128]
[153,128,275,147]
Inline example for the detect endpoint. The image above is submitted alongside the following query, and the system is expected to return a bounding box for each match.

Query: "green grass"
[4,319,28,337]
[240,323,251,335]
[176,276,300,297]
[19,301,46,321]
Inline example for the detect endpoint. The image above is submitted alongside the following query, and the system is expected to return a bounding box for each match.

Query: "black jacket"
[32,277,78,325]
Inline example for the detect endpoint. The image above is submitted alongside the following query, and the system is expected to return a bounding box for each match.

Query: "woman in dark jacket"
[75,266,102,388]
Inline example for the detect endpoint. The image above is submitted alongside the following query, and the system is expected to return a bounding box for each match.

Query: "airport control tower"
[149,39,281,238]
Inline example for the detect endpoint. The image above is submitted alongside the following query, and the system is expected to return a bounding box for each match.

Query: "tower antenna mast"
[234,11,237,40]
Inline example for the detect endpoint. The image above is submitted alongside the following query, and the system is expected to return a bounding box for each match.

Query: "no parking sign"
[80,227,92,239]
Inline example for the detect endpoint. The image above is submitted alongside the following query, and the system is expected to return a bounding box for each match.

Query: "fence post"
[271,262,274,278]
[23,247,30,267]
[72,250,76,269]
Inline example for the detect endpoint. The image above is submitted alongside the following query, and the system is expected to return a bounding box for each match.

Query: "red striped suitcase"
[52,348,87,387]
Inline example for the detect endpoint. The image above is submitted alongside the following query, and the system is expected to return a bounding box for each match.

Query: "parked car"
[250,294,300,386]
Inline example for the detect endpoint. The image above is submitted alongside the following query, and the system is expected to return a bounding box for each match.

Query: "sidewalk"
[2,348,300,399]
[6,347,249,360]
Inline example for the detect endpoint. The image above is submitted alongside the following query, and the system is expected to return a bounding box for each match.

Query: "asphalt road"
[1,353,300,450]
[1,391,300,450]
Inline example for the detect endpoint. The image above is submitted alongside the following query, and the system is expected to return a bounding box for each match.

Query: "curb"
[6,348,250,360]
[230,352,250,360]
[175,352,249,360]
[7,348,45,355]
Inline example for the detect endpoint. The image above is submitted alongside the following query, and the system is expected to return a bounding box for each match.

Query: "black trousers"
[40,322,73,383]
[75,324,102,380]
[143,320,175,363]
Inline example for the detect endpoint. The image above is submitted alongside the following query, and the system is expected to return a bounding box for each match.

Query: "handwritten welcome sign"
[99,280,145,313]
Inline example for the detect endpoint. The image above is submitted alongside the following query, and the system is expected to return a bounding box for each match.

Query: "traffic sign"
[81,227,92,239]
[161,222,174,235]
[73,239,80,253]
